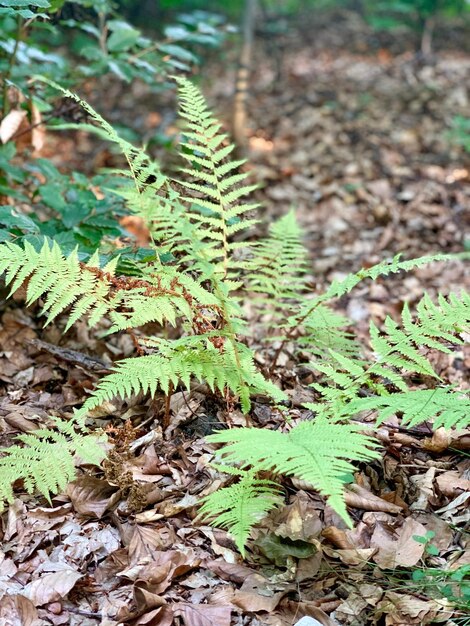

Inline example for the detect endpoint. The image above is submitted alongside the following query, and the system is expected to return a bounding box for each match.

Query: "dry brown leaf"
[423,427,452,452]
[127,525,178,565]
[323,546,377,566]
[205,559,257,584]
[371,517,427,568]
[436,470,470,498]
[345,484,403,514]
[121,549,200,589]
[336,584,384,622]
[435,491,470,523]
[271,492,323,542]
[122,604,173,626]
[4,411,40,433]
[279,602,340,626]
[409,467,436,511]
[322,526,355,549]
[0,110,27,144]
[156,493,199,517]
[174,603,232,626]
[23,568,83,607]
[133,581,167,613]
[66,476,118,518]
[0,593,40,626]
[376,592,450,624]
[233,574,293,612]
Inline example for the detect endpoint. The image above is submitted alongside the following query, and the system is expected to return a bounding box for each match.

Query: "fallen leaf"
[423,427,452,452]
[345,484,402,514]
[409,467,436,511]
[371,517,427,568]
[436,470,470,498]
[127,525,179,565]
[175,603,232,626]
[376,592,450,624]
[66,476,118,518]
[0,594,40,626]
[204,559,257,584]
[271,492,323,542]
[0,110,27,144]
[23,568,83,607]
[233,574,293,612]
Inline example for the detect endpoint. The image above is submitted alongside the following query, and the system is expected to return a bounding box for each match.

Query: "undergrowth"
[0,77,469,556]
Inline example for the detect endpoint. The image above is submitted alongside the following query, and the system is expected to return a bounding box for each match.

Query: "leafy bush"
[0,143,127,254]
[0,79,468,557]
[0,0,226,90]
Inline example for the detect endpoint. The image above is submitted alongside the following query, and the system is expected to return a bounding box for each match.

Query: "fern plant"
[203,282,469,552]
[199,466,284,557]
[0,78,283,510]
[0,417,105,506]
[309,289,470,417]
[175,76,259,280]
[0,77,468,561]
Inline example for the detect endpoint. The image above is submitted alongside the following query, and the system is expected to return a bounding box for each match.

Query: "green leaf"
[107,22,140,52]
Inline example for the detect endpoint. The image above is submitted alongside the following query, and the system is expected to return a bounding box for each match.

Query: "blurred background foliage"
[0,0,469,265]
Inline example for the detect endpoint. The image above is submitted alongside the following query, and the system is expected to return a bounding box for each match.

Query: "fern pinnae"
[0,418,105,509]
[174,76,258,279]
[346,387,470,430]
[311,290,469,426]
[38,77,159,193]
[199,468,283,556]
[293,252,469,329]
[207,418,380,529]
[80,337,286,416]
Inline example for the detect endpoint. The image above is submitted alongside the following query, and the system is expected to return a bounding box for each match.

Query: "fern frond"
[248,210,309,312]
[207,418,379,526]
[310,291,470,421]
[0,418,105,509]
[174,76,258,278]
[347,388,470,430]
[39,77,159,191]
[294,253,469,324]
[298,305,358,359]
[369,291,469,381]
[0,240,213,331]
[199,468,283,556]
[81,337,286,415]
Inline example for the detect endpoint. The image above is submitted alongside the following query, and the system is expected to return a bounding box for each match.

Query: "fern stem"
[163,380,174,429]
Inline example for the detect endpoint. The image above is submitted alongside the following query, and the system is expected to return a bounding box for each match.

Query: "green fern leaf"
[207,418,379,526]
[81,338,286,415]
[296,252,469,321]
[0,418,105,510]
[174,76,258,277]
[199,468,282,556]
[347,387,470,429]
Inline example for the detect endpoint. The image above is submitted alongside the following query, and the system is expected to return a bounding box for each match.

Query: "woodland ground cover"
[0,2,469,625]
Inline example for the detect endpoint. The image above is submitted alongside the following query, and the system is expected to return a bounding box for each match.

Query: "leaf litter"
[0,12,469,626]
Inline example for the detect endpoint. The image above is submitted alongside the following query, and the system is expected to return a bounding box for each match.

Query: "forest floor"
[1,11,469,626]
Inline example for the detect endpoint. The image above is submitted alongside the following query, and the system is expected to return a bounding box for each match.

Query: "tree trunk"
[232,0,258,153]
[421,14,436,56]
